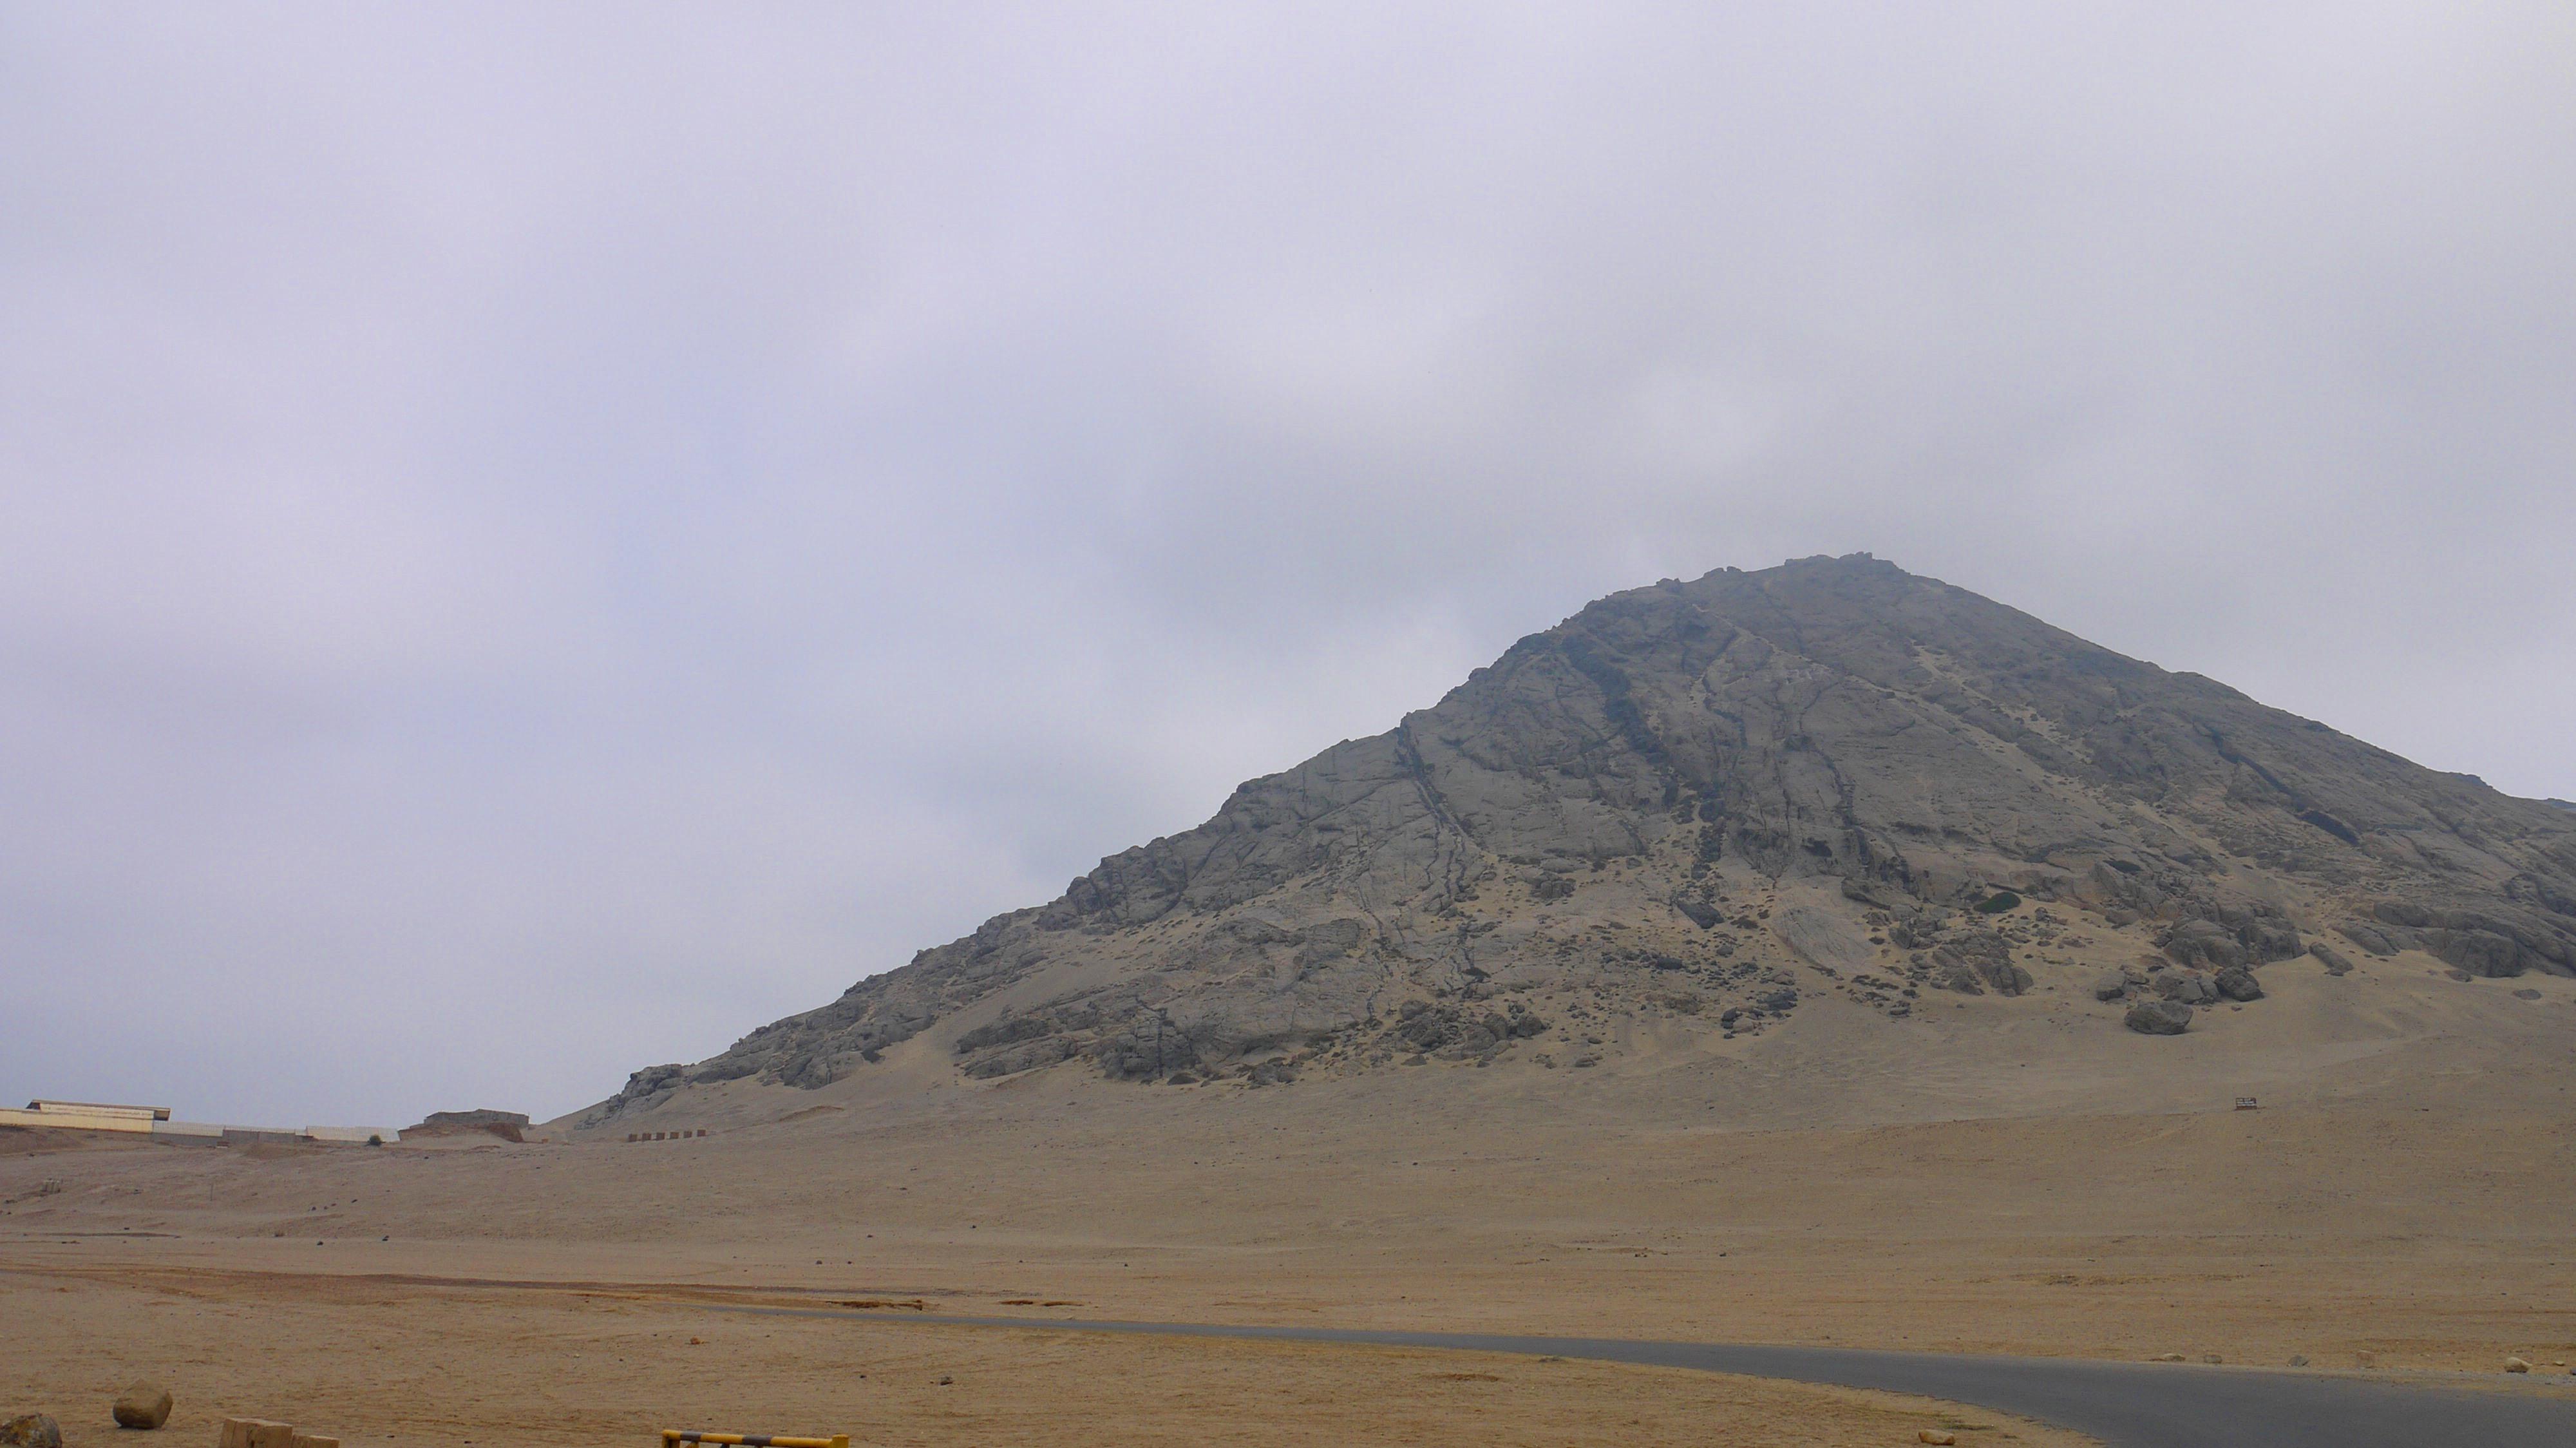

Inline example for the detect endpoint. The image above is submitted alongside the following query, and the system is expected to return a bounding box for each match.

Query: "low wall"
[0,1106,155,1134]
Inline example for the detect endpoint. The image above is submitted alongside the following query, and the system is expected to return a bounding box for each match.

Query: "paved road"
[717,1305,2576,1447]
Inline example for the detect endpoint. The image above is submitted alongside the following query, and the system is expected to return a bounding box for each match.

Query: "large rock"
[0,1415,60,1448]
[112,1382,172,1430]
[218,1420,295,1448]
[2124,1001,2194,1036]
[2425,928,2528,978]
[2308,943,2354,975]
[2092,970,2130,1001]
[2213,968,2264,1002]
[2159,919,2248,970]
[2156,972,2219,1006]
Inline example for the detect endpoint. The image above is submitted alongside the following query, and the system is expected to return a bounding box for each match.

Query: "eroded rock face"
[582,555,2576,1118]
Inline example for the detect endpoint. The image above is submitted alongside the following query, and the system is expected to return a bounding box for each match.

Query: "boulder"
[2092,970,2130,1002]
[2339,923,2397,956]
[112,1382,173,1430]
[2156,972,2218,1005]
[0,1415,61,1448]
[2213,967,2264,1002]
[2125,1001,2193,1036]
[2308,943,2353,975]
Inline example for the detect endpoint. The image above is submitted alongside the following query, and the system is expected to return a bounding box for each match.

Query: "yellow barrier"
[661,1432,847,1448]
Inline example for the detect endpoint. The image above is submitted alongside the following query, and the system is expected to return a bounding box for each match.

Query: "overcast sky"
[4,4,2570,1128]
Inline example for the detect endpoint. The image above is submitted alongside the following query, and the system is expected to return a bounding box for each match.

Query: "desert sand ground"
[0,1265,2087,1448]
[6,947,2573,1443]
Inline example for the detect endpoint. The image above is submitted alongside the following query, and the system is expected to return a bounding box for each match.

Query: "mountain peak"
[583,559,2576,1122]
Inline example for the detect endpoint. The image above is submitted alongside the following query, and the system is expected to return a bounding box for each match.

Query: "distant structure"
[0,1098,399,1146]
[404,1109,531,1143]
[0,1100,169,1132]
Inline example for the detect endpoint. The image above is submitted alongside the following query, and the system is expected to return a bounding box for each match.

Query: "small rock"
[2154,1353,2187,1362]
[0,1415,61,1448]
[2202,1354,2223,1364]
[218,1418,296,1448]
[2125,1001,2193,1036]
[2091,970,2128,1002]
[2287,1355,2309,1367]
[2354,1350,2377,1368]
[2512,988,2542,1000]
[113,1381,173,1430]
[1918,1433,1958,1445]
[2308,942,2354,975]
[2505,1357,2531,1373]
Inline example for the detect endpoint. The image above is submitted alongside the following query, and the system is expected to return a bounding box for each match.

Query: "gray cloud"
[4,3,2570,1125]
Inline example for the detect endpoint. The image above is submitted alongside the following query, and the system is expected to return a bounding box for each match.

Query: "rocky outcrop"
[586,555,2576,1115]
[2156,906,2302,970]
[2351,901,2575,978]
[405,1110,530,1142]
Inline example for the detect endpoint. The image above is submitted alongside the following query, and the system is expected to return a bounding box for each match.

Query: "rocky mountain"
[587,555,2576,1121]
